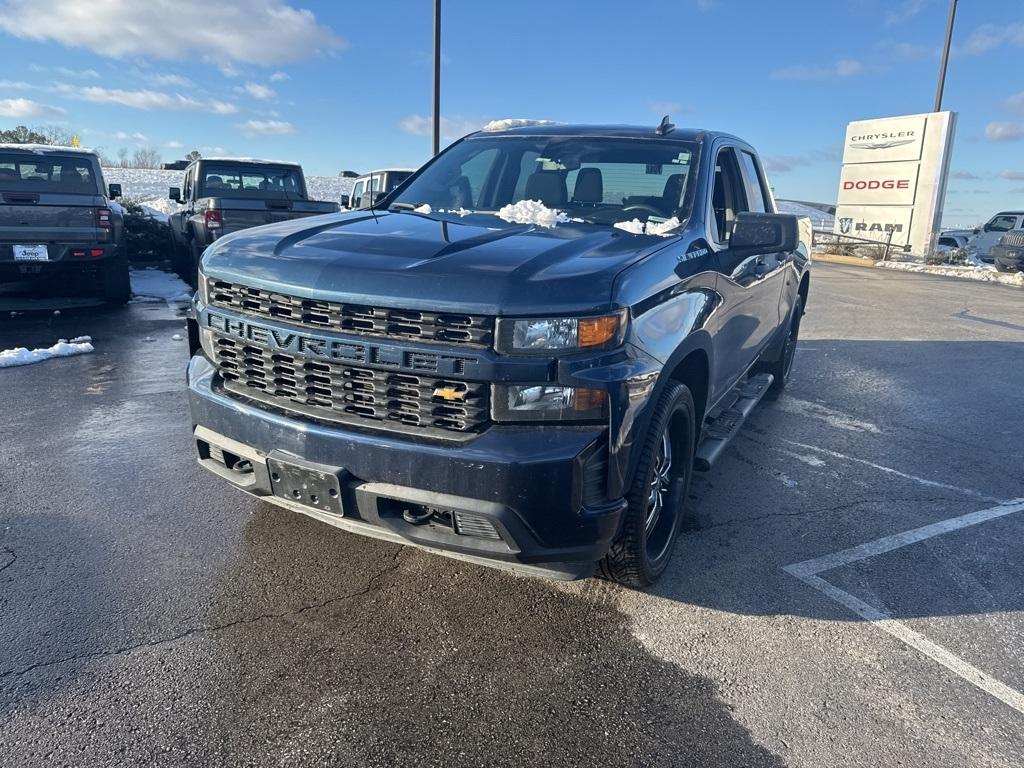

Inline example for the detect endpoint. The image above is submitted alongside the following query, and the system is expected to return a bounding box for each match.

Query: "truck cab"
[166,157,339,279]
[348,169,415,209]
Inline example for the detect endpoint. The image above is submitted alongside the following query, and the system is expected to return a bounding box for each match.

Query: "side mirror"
[972,227,981,235]
[169,187,181,202]
[367,191,388,207]
[340,194,350,209]
[108,183,122,198]
[730,212,798,253]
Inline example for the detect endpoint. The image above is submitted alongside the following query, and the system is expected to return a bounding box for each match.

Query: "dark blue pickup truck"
[186,121,810,586]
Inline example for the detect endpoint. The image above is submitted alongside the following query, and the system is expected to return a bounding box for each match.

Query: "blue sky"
[0,0,1022,225]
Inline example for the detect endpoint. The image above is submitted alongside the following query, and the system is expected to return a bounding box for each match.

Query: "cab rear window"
[0,153,99,193]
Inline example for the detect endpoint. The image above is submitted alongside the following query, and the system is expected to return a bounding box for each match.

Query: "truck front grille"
[207,279,494,348]
[212,334,490,436]
[1001,230,1024,247]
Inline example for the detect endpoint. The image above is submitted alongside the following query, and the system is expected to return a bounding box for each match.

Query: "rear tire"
[599,381,695,588]
[102,254,131,305]
[756,295,803,398]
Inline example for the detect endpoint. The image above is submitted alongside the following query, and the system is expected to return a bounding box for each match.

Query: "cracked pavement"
[2,263,1023,767]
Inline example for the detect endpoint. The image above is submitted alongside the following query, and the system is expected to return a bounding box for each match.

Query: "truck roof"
[0,143,99,157]
[201,156,300,167]
[471,123,717,143]
[359,168,417,176]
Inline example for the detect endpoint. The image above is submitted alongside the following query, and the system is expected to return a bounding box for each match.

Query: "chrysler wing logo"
[850,138,916,151]
[839,218,853,234]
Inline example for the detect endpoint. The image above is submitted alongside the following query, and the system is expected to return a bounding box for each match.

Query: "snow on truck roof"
[0,143,98,156]
[201,156,300,166]
[473,122,712,142]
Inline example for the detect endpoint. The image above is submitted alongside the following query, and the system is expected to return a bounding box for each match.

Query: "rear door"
[0,152,104,260]
[706,144,787,398]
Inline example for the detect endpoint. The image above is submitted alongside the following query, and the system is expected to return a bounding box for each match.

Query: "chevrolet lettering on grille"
[204,310,480,377]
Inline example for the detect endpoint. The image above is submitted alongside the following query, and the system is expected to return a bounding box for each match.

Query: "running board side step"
[694,373,774,471]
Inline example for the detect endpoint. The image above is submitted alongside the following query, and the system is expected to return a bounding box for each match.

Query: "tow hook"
[231,459,254,475]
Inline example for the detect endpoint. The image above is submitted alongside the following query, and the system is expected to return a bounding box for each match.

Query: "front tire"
[599,381,695,588]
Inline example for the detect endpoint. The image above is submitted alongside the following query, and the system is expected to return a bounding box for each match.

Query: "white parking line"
[777,437,1003,503]
[784,498,1024,716]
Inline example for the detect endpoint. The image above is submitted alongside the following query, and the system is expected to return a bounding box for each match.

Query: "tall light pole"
[934,0,957,112]
[432,0,441,156]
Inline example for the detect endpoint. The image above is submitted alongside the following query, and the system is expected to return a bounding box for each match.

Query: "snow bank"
[876,261,1023,287]
[482,119,559,132]
[497,199,568,228]
[130,268,193,303]
[0,336,94,369]
[776,200,835,230]
[613,217,681,237]
[137,197,184,222]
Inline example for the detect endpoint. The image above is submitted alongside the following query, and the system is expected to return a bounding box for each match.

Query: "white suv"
[966,211,1024,262]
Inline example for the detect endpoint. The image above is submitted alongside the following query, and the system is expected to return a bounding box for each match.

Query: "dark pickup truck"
[166,158,338,278]
[186,121,810,586]
[0,144,128,303]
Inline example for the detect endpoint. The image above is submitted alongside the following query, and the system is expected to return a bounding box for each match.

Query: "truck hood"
[201,210,674,315]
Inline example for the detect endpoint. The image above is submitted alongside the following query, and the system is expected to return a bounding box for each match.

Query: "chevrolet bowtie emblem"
[433,386,467,401]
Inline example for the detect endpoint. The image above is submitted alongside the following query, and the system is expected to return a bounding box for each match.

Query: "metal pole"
[432,0,441,156]
[934,0,957,112]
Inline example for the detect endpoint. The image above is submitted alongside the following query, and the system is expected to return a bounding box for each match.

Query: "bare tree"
[117,147,130,167]
[130,147,163,169]
[34,125,75,146]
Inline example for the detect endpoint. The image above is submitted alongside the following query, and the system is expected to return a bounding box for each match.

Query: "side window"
[352,181,364,205]
[986,215,1017,232]
[737,152,767,214]
[709,147,749,243]
[183,168,193,201]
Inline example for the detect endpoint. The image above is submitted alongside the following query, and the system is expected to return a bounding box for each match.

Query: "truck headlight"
[492,384,607,422]
[496,310,626,354]
[197,273,211,306]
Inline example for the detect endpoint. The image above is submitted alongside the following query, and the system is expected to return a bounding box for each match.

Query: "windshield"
[199,164,305,199]
[391,135,697,226]
[0,152,100,194]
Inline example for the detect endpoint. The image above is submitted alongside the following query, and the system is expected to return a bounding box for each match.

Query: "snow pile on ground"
[137,197,184,222]
[776,200,835,230]
[103,167,355,208]
[130,267,193,302]
[0,336,93,369]
[497,199,568,228]
[876,260,1023,287]
[613,217,681,236]
[482,119,559,132]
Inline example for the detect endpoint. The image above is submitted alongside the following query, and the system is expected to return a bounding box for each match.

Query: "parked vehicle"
[937,233,969,251]
[992,229,1024,273]
[0,144,128,303]
[166,158,339,279]
[348,169,415,209]
[966,212,1024,263]
[186,120,809,587]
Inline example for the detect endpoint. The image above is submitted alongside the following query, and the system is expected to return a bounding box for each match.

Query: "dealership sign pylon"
[834,111,956,257]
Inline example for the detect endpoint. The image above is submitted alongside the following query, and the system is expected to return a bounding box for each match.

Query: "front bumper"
[188,355,626,579]
[992,245,1023,271]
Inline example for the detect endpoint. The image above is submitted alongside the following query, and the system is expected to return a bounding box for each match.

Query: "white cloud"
[999,170,1024,180]
[0,79,32,89]
[269,71,290,82]
[950,170,980,180]
[771,59,864,80]
[0,0,344,64]
[762,146,842,174]
[238,119,296,136]
[145,73,193,87]
[1004,91,1024,116]
[985,122,1024,142]
[165,139,184,149]
[55,83,238,114]
[959,23,1024,56]
[0,97,65,118]
[400,114,482,140]
[113,130,148,143]
[885,0,928,27]
[239,82,276,100]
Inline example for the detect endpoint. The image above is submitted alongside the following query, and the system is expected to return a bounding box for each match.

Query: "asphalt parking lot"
[1,262,1022,767]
